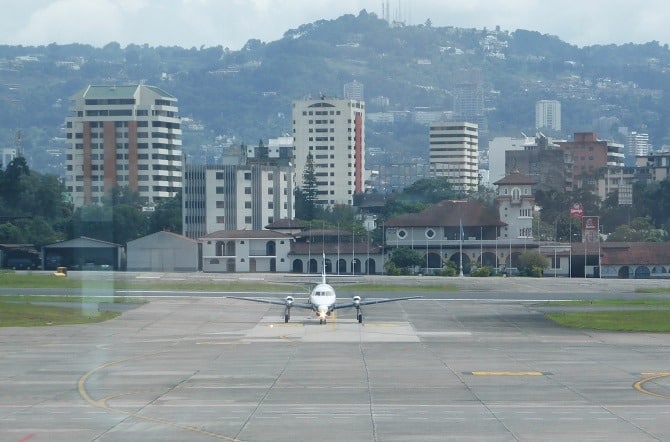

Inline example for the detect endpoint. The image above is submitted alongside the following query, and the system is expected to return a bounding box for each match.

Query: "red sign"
[569,203,584,219]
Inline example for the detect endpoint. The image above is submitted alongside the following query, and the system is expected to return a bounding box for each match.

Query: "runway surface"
[2,282,670,441]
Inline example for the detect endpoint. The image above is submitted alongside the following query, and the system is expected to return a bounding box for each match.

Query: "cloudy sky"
[2,0,669,50]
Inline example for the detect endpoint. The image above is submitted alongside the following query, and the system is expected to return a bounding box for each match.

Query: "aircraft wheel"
[357,313,363,323]
[319,319,323,325]
[284,314,289,323]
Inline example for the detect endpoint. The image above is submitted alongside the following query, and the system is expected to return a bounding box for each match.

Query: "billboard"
[582,216,599,243]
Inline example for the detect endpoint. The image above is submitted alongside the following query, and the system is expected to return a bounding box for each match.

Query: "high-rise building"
[626,131,650,166]
[535,100,561,131]
[343,80,364,101]
[556,132,624,193]
[453,69,486,133]
[428,122,479,192]
[65,85,182,207]
[292,98,365,206]
[182,163,294,239]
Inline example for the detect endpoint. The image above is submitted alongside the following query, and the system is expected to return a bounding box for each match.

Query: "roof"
[201,230,291,240]
[264,218,307,230]
[493,171,537,185]
[290,242,382,255]
[595,242,670,266]
[81,84,176,100]
[127,230,198,245]
[43,236,122,249]
[386,200,505,228]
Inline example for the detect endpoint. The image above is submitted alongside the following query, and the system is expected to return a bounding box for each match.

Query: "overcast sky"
[2,0,670,50]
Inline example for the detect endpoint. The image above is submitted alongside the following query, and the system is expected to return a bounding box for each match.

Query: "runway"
[2,290,670,441]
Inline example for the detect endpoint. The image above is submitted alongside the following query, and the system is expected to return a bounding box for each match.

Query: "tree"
[517,250,549,277]
[297,153,318,220]
[149,192,182,233]
[388,247,424,273]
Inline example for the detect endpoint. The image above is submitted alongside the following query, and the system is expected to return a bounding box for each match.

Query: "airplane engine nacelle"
[285,296,294,306]
[353,295,361,307]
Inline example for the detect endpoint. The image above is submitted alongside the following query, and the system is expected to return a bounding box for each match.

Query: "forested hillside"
[3,10,670,173]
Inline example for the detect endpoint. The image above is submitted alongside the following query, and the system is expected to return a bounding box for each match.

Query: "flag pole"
[459,219,464,277]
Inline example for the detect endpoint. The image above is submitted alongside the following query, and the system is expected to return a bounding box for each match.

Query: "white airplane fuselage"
[309,282,337,320]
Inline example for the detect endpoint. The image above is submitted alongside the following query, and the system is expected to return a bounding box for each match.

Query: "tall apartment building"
[556,132,624,192]
[535,100,561,131]
[453,69,486,132]
[343,80,364,101]
[182,164,295,239]
[65,85,182,207]
[428,122,479,192]
[625,131,650,166]
[292,98,365,206]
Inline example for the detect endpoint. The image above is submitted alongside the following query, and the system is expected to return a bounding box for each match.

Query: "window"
[397,229,407,239]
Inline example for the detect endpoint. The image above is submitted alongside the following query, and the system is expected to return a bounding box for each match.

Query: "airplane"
[228,253,421,325]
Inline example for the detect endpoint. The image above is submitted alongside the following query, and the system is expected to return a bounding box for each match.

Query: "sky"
[2,0,670,50]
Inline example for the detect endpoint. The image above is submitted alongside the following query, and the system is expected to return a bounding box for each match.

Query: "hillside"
[2,10,670,175]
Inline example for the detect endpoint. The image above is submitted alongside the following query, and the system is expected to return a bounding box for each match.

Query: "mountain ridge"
[2,10,670,174]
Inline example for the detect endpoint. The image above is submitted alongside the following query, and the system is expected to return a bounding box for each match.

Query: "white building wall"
[292,98,365,206]
[487,136,529,186]
[428,122,479,192]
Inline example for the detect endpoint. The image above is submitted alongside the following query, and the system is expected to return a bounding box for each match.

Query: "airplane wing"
[227,296,313,310]
[333,295,422,310]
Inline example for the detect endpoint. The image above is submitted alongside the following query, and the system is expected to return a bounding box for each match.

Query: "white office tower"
[627,131,650,162]
[429,122,479,192]
[343,80,364,101]
[65,85,182,207]
[292,98,365,206]
[535,100,561,131]
[182,164,295,239]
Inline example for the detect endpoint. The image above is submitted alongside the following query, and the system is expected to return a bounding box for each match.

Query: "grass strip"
[547,310,670,332]
[0,300,120,327]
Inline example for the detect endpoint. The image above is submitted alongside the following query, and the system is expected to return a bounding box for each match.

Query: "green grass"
[536,298,670,307]
[547,310,670,332]
[0,300,120,327]
[542,298,670,332]
[635,287,670,294]
[343,282,459,293]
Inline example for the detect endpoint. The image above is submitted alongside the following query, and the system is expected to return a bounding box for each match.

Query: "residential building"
[625,131,650,166]
[201,230,293,273]
[343,80,364,101]
[292,97,365,206]
[182,163,295,239]
[65,84,182,207]
[504,135,572,193]
[487,136,531,186]
[556,132,624,193]
[428,122,479,192]
[453,69,486,132]
[246,136,293,166]
[637,148,670,182]
[535,100,561,131]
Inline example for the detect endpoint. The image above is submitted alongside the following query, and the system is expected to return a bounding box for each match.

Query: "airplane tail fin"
[322,252,327,284]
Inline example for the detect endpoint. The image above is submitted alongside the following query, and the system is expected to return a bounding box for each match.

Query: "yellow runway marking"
[471,371,544,376]
[634,372,670,400]
[267,323,303,327]
[78,352,243,441]
[196,341,250,345]
[363,323,401,328]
